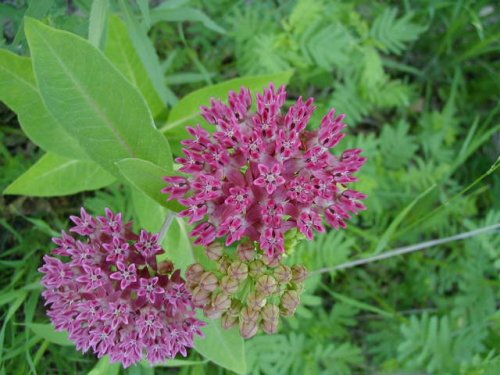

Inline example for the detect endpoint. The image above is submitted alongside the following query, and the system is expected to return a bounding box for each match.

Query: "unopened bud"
[199,271,218,292]
[227,261,248,281]
[221,313,238,329]
[247,292,266,311]
[280,308,295,317]
[291,265,308,283]
[212,292,231,312]
[260,304,279,322]
[191,286,211,307]
[262,253,280,268]
[239,319,258,339]
[204,305,222,319]
[280,290,300,312]
[185,263,204,284]
[240,306,259,324]
[261,317,279,334]
[256,275,278,296]
[158,260,174,274]
[218,256,231,273]
[249,260,265,277]
[206,242,224,261]
[274,265,292,284]
[228,300,243,317]
[237,242,256,261]
[220,276,239,295]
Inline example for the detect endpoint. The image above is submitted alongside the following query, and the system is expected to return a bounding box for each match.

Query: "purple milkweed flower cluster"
[39,208,205,368]
[162,84,367,258]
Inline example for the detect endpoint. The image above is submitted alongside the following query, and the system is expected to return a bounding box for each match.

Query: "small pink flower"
[253,164,286,194]
[138,277,164,304]
[135,230,163,260]
[110,261,137,290]
[76,265,105,290]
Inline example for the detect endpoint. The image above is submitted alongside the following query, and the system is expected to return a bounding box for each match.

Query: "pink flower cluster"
[39,208,205,368]
[163,84,366,257]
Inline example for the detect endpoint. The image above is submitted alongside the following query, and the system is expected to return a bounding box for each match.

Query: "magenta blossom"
[163,84,366,256]
[39,208,205,368]
[162,84,367,258]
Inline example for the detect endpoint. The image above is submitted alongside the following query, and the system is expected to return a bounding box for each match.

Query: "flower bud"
[199,271,218,292]
[274,265,292,284]
[228,299,243,317]
[221,312,238,329]
[212,292,231,312]
[291,265,308,283]
[206,242,224,261]
[240,306,259,324]
[260,304,279,322]
[239,319,258,339]
[157,260,174,274]
[247,292,266,311]
[262,253,280,268]
[204,305,222,319]
[218,256,231,274]
[261,317,279,334]
[185,263,204,284]
[191,286,211,307]
[280,290,300,312]
[280,308,295,317]
[256,275,278,296]
[220,275,240,295]
[249,260,265,277]
[227,261,248,281]
[237,242,256,262]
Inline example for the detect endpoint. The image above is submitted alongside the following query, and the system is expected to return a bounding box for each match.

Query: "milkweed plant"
[4,18,367,369]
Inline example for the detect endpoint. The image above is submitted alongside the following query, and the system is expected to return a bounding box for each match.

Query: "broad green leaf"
[24,18,172,175]
[105,15,165,118]
[131,188,168,233]
[160,70,294,148]
[88,0,109,49]
[88,357,120,375]
[0,49,88,159]
[4,153,115,197]
[27,323,73,346]
[116,158,183,212]
[195,319,247,374]
[162,217,195,271]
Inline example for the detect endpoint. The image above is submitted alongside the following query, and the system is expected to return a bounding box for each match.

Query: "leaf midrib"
[33,29,137,159]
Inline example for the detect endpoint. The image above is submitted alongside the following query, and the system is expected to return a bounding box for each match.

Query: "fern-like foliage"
[379,120,418,170]
[370,8,426,55]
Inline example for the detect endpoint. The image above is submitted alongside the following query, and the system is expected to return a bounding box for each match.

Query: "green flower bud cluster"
[185,242,307,339]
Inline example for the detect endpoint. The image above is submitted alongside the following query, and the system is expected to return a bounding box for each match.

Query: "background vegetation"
[1,0,499,374]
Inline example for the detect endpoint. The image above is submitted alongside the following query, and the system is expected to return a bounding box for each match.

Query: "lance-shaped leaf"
[24,18,172,176]
[195,319,247,374]
[105,14,165,118]
[116,158,183,212]
[27,323,74,346]
[0,49,88,159]
[4,153,115,197]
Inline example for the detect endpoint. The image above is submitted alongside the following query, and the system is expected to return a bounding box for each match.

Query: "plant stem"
[311,224,500,275]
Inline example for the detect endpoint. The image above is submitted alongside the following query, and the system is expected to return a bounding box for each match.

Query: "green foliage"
[4,153,115,196]
[1,0,499,374]
[370,8,426,55]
